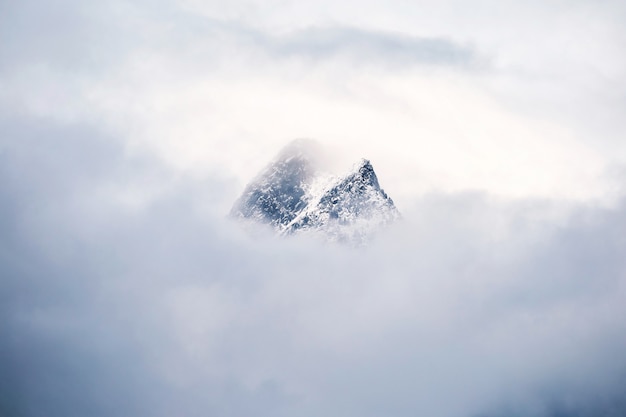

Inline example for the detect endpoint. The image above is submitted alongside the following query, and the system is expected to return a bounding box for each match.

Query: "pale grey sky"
[2,0,626,205]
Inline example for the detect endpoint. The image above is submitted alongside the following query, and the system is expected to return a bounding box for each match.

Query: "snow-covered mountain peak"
[231,140,399,244]
[229,140,320,228]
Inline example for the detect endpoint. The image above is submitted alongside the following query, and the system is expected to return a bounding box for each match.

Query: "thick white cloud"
[1,1,626,416]
[1,123,625,416]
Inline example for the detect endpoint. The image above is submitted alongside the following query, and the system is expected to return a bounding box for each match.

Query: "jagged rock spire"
[354,159,380,189]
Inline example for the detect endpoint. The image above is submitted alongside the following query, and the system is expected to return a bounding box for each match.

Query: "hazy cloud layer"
[1,119,626,417]
[1,0,626,416]
[269,27,478,68]
[0,0,478,74]
[2,0,625,201]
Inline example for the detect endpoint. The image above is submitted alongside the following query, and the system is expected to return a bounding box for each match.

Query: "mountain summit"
[230,139,320,228]
[231,140,399,244]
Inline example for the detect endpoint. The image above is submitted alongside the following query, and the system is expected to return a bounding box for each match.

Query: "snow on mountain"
[231,140,399,244]
[285,158,399,243]
[229,139,320,228]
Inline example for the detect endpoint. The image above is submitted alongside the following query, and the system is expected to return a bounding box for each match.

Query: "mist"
[2,0,626,416]
[1,117,625,416]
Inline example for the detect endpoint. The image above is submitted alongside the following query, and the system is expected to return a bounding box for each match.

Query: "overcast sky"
[1,1,626,416]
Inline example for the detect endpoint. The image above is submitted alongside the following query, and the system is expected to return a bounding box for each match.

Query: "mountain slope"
[229,139,318,228]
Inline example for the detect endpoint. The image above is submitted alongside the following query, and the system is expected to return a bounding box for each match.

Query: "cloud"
[0,0,479,76]
[1,0,623,206]
[267,27,480,68]
[1,118,626,417]
[2,1,626,416]
[0,0,137,75]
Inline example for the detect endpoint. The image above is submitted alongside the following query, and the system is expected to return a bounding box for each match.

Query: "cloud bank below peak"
[1,119,626,417]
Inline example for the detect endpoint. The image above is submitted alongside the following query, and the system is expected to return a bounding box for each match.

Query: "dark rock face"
[230,139,317,228]
[230,155,311,227]
[231,140,400,244]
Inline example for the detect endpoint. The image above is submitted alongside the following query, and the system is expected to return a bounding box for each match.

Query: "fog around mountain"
[1,126,625,417]
[2,1,626,416]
